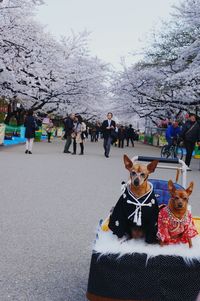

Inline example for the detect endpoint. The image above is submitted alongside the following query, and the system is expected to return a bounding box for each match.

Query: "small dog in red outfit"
[158,180,198,248]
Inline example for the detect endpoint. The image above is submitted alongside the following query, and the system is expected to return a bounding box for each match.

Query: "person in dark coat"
[63,113,75,153]
[126,124,135,147]
[24,110,38,154]
[95,121,101,142]
[180,113,200,168]
[118,125,126,148]
[90,126,96,142]
[101,112,116,158]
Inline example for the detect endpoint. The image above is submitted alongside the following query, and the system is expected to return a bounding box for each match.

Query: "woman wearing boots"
[72,115,86,155]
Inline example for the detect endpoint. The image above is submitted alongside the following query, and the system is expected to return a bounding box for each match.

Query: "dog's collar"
[127,181,153,200]
[167,206,188,225]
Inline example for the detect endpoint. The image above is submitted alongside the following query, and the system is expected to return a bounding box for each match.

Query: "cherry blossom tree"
[112,0,200,125]
[0,0,109,124]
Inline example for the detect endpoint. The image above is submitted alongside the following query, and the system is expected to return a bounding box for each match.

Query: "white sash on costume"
[126,183,155,226]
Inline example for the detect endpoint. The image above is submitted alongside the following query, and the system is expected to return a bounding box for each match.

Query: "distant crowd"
[62,112,139,157]
[164,113,200,168]
[22,110,139,157]
[23,110,200,169]
[87,122,139,146]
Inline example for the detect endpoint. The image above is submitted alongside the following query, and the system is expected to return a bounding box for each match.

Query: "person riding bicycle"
[165,121,181,149]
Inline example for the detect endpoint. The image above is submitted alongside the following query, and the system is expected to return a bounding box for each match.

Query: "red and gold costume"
[158,206,198,244]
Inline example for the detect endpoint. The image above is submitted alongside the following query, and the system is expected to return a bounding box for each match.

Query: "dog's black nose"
[134,178,140,186]
[178,203,183,208]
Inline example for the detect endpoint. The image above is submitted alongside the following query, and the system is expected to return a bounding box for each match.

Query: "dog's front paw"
[159,240,167,247]
[119,236,128,244]
[188,238,192,248]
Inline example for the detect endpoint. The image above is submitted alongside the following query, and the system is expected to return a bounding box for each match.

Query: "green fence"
[5,125,21,134]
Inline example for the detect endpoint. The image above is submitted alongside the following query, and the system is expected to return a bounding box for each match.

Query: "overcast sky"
[36,0,180,68]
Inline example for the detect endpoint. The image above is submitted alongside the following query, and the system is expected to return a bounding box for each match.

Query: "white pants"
[26,138,34,151]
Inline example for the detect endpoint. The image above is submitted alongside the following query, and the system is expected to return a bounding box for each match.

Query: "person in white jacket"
[72,115,86,155]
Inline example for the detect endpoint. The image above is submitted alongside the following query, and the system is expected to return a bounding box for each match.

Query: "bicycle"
[161,138,184,160]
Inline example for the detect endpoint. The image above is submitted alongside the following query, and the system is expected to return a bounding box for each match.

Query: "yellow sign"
[193,217,200,235]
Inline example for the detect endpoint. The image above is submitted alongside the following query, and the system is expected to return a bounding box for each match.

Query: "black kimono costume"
[108,182,159,243]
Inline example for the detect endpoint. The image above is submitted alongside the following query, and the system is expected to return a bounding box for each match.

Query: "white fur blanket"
[93,228,200,264]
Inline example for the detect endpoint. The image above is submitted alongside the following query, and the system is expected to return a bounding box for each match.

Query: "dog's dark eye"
[130,171,136,176]
[140,173,145,178]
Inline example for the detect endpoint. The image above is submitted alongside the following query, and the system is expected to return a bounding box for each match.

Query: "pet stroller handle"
[137,156,179,164]
[131,156,188,188]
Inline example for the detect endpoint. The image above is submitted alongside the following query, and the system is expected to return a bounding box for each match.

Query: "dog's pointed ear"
[147,160,158,173]
[123,154,133,171]
[168,180,176,195]
[186,182,194,196]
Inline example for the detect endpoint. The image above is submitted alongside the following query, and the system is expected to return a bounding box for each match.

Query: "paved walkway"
[1,139,200,301]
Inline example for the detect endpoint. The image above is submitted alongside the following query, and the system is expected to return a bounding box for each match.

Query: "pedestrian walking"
[180,113,200,168]
[80,118,87,154]
[91,126,96,142]
[118,125,126,148]
[72,115,86,155]
[46,118,54,143]
[126,124,135,147]
[95,121,101,142]
[63,113,75,153]
[101,112,116,158]
[71,116,78,155]
[24,110,38,154]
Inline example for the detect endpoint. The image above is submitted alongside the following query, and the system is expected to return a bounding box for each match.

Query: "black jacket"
[108,184,159,243]
[101,119,116,139]
[24,116,37,138]
[64,117,74,135]
[181,121,200,144]
[126,127,135,138]
[118,127,126,140]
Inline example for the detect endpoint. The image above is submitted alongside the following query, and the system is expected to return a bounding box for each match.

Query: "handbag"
[81,132,86,140]
[71,132,76,139]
